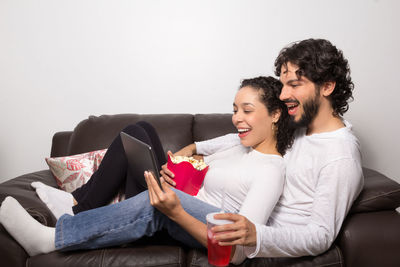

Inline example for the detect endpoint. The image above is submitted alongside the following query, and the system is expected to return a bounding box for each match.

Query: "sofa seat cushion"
[27,246,186,267]
[350,168,400,214]
[186,245,343,267]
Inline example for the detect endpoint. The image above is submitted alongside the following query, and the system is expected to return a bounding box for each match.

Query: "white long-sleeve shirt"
[196,145,284,222]
[195,120,364,261]
[194,145,285,263]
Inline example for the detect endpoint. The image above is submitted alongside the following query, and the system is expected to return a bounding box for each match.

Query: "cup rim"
[206,212,233,225]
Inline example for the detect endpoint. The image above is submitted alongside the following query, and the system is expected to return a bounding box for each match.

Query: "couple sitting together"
[0,38,363,265]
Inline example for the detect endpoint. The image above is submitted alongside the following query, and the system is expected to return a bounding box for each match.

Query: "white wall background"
[0,0,399,184]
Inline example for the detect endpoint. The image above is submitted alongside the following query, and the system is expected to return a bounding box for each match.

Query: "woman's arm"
[144,171,208,246]
[160,134,239,185]
[195,133,240,156]
[173,143,197,157]
[159,143,199,186]
[173,133,240,158]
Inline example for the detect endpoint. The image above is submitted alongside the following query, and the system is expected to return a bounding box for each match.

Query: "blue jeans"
[55,189,220,251]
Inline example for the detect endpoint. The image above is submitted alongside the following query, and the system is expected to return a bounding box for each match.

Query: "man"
[196,39,364,262]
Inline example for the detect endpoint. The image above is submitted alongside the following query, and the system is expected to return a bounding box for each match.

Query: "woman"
[0,76,294,264]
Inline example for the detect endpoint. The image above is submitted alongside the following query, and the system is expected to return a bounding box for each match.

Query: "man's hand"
[144,171,184,220]
[212,213,257,247]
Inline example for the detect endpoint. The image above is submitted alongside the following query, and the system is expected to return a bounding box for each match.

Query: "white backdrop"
[0,0,399,183]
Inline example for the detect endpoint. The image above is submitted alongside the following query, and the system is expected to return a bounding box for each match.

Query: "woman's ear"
[321,81,336,97]
[272,109,281,124]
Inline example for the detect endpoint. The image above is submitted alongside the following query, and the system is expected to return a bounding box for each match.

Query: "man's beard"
[289,94,320,129]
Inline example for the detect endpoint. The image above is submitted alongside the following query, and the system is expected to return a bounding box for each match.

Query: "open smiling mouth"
[238,128,251,137]
[286,102,299,116]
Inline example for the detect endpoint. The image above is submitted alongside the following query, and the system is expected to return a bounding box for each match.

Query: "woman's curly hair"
[240,76,294,156]
[274,39,354,116]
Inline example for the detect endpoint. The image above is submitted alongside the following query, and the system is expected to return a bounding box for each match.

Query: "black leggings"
[71,121,166,214]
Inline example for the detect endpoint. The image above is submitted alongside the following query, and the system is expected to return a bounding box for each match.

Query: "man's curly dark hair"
[274,39,354,116]
[240,76,294,156]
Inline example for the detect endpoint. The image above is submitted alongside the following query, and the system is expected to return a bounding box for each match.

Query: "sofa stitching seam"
[178,247,182,267]
[357,188,400,203]
[190,249,195,267]
[100,248,105,267]
[335,244,344,267]
[311,245,343,267]
[191,249,199,267]
[316,263,342,267]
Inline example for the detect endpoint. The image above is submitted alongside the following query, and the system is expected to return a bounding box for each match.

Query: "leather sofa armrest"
[338,210,400,267]
[350,168,400,214]
[0,170,58,226]
[0,170,58,266]
[51,131,73,157]
[0,223,28,267]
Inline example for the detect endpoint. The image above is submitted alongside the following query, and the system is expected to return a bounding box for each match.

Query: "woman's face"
[232,86,279,152]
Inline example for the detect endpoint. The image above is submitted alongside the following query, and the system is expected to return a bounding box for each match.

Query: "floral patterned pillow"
[45,150,125,204]
[45,149,108,193]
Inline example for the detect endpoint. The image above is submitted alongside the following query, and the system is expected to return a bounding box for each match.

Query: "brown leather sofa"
[1,113,400,267]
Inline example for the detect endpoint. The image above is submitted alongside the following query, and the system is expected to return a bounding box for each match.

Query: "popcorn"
[170,156,208,171]
[167,155,209,196]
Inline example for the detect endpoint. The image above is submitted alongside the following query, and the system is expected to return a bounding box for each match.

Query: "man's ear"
[321,81,336,97]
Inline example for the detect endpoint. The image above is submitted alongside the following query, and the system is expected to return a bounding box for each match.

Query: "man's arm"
[248,158,363,258]
[213,162,285,264]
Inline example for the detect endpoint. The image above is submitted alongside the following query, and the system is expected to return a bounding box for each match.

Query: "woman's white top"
[194,144,285,263]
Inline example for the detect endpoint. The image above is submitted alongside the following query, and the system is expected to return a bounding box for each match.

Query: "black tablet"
[120,132,163,190]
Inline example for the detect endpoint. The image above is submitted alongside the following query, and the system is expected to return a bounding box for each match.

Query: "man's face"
[279,62,321,128]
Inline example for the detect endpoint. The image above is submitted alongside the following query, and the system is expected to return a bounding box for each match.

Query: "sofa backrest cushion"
[62,113,400,214]
[193,114,236,141]
[68,114,194,156]
[350,168,400,213]
[51,131,73,157]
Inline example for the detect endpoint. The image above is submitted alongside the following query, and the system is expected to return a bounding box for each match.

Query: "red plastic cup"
[206,212,233,266]
[167,155,208,196]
